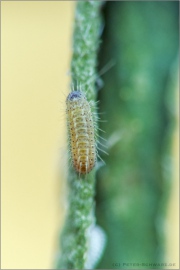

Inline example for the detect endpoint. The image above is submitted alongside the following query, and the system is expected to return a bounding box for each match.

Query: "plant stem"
[56,1,102,269]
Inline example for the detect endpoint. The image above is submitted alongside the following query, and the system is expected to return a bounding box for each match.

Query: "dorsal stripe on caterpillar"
[66,90,97,174]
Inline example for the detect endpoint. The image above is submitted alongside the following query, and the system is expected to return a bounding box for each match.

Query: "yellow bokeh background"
[1,1,179,270]
[2,1,74,269]
[165,78,179,269]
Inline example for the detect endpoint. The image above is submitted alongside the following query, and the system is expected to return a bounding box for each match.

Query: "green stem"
[56,1,102,269]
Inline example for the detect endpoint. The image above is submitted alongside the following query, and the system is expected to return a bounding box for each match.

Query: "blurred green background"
[96,1,179,269]
[2,1,178,269]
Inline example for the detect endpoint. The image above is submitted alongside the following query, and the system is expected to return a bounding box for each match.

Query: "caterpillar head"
[66,91,86,102]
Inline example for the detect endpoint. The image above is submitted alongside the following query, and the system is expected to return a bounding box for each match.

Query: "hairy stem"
[56,1,102,269]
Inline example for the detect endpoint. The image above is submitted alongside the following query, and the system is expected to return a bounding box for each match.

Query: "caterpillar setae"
[66,90,98,175]
[65,61,114,175]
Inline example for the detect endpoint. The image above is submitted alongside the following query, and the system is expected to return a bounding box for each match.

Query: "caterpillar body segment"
[66,90,97,174]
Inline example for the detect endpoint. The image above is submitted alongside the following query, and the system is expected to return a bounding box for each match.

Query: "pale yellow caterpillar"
[65,62,114,175]
[66,90,97,174]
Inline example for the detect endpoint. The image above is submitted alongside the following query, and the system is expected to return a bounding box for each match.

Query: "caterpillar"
[66,90,97,175]
[65,61,114,174]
